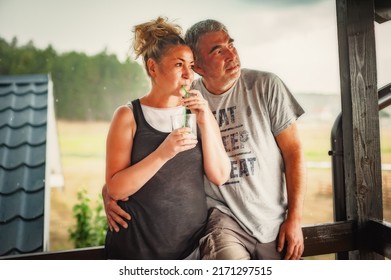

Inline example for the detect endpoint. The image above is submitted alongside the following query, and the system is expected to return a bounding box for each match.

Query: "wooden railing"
[2,219,390,260]
[303,220,391,259]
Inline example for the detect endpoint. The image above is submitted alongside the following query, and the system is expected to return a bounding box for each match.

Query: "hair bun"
[133,16,182,58]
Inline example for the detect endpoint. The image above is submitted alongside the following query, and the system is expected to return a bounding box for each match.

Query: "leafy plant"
[68,189,107,248]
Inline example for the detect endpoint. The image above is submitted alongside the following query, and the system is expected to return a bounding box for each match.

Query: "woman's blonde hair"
[133,17,185,76]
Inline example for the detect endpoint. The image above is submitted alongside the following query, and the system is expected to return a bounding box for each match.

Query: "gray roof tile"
[0,218,44,255]
[0,165,45,194]
[0,144,46,169]
[0,125,46,148]
[0,189,44,222]
[0,107,47,128]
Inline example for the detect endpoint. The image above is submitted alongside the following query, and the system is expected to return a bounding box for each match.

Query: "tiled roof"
[0,74,51,257]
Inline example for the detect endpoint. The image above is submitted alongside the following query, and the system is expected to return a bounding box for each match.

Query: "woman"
[104,17,230,259]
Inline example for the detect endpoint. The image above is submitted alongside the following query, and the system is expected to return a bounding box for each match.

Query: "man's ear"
[193,63,205,77]
[147,58,156,77]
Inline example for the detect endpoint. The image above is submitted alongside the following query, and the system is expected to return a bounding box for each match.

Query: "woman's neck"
[140,91,181,108]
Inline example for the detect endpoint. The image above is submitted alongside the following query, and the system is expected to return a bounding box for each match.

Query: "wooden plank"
[2,222,356,259]
[302,221,356,257]
[0,246,105,260]
[336,0,383,259]
[2,221,389,259]
[336,0,357,231]
[375,0,391,23]
[367,220,391,259]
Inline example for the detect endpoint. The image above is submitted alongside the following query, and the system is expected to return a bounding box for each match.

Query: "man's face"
[195,30,241,92]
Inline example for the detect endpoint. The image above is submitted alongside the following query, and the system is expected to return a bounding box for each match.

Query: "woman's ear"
[147,58,156,77]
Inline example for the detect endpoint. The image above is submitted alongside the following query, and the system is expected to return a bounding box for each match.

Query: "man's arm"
[275,122,306,260]
[102,184,131,232]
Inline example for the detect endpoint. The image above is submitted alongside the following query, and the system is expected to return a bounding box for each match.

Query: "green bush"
[68,189,107,248]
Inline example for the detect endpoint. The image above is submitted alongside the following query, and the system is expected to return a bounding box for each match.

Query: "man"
[103,19,306,260]
[184,19,306,260]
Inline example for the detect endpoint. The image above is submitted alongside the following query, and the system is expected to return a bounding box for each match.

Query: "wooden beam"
[302,221,356,257]
[336,0,383,259]
[0,246,105,260]
[0,222,356,259]
[4,221,391,260]
[366,220,391,259]
[375,0,391,23]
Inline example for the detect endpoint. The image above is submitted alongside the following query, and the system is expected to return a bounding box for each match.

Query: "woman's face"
[150,45,194,96]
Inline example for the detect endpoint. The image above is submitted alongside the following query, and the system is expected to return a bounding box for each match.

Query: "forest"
[0,37,149,121]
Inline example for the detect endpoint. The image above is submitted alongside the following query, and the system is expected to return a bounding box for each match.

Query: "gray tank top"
[105,99,207,259]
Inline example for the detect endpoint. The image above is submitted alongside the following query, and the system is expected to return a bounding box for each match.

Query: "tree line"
[0,37,149,121]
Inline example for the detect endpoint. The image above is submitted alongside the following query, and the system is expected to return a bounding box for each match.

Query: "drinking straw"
[182,86,189,127]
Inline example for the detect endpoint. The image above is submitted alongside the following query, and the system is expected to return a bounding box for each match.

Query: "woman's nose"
[182,66,193,79]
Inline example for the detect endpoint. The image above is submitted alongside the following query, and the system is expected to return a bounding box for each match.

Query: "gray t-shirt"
[193,68,304,243]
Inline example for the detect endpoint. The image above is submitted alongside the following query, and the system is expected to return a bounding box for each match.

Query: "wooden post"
[336,0,383,259]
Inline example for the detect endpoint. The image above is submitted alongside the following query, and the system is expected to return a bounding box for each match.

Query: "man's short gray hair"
[184,19,229,63]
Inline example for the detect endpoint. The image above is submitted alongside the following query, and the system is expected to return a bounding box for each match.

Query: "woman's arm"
[106,105,198,200]
[184,90,231,186]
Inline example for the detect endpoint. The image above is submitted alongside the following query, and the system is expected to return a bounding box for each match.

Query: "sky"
[0,0,390,94]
